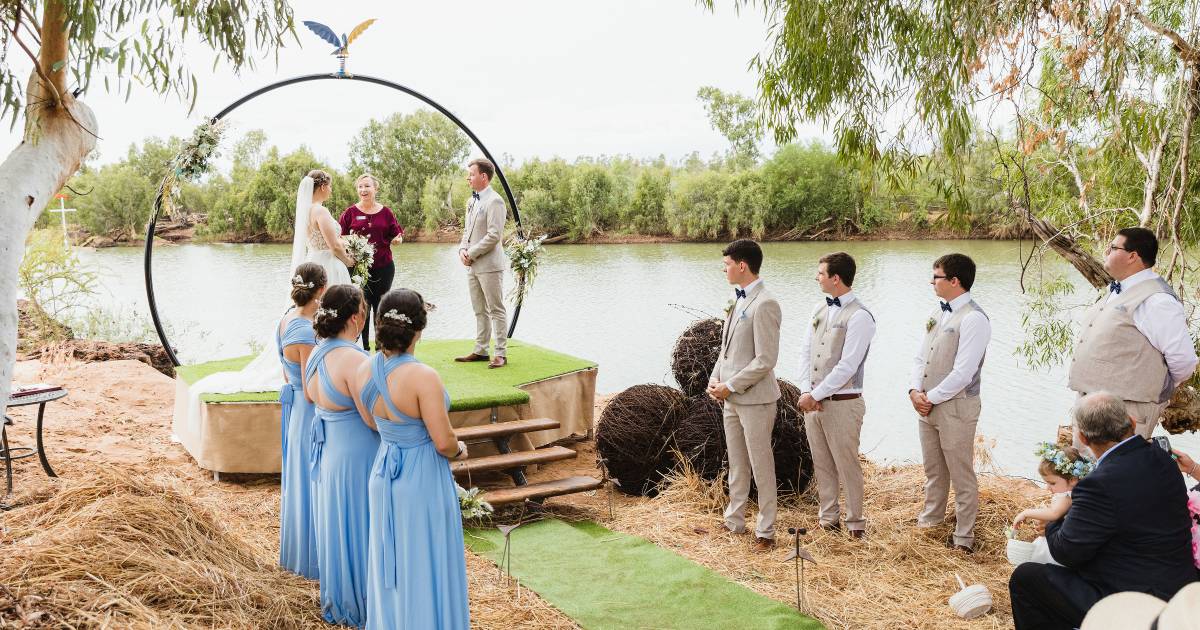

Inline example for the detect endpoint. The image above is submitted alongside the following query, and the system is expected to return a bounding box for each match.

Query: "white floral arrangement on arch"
[504,233,548,306]
[160,118,227,220]
[343,233,374,289]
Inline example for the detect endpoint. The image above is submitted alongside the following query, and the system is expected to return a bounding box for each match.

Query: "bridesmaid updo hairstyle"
[375,289,428,353]
[307,169,332,190]
[313,284,365,339]
[291,263,327,307]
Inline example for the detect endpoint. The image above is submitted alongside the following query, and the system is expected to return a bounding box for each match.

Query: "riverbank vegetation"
[46,99,1037,245]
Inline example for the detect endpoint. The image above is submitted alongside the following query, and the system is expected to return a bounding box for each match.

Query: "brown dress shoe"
[488,356,507,369]
[947,534,973,553]
[849,529,865,540]
[454,353,489,363]
[752,537,775,552]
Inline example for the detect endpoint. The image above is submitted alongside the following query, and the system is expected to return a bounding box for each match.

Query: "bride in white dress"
[296,169,354,287]
[178,170,356,441]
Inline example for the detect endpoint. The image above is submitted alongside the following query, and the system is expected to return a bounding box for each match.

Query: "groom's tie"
[734,288,747,299]
[471,192,480,201]
[826,296,841,307]
[940,301,953,313]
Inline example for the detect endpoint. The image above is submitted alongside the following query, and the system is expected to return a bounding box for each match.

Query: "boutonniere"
[926,317,937,332]
[812,317,820,330]
[724,299,735,316]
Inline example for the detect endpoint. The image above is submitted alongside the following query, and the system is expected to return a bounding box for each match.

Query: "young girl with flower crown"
[1012,442,1094,565]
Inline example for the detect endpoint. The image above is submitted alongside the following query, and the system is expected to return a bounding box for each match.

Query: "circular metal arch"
[144,73,526,367]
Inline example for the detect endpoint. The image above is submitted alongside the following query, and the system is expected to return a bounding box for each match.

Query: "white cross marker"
[51,195,76,249]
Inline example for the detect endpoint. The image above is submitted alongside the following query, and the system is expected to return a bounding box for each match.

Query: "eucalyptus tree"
[705,0,1199,290]
[697,86,763,167]
[347,109,471,228]
[0,1,293,418]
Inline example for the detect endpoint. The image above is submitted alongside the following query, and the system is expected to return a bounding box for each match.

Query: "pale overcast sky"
[2,1,825,169]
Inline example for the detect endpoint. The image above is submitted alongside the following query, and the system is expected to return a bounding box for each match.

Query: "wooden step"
[481,476,604,506]
[455,418,560,442]
[451,446,577,476]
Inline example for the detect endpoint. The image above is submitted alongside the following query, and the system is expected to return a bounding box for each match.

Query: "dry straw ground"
[1,358,1042,629]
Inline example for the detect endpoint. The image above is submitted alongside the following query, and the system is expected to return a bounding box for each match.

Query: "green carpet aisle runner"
[466,519,824,630]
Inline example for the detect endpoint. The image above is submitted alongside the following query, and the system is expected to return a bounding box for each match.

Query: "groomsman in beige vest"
[798,252,876,539]
[908,253,991,553]
[708,239,783,551]
[455,158,509,369]
[1068,227,1197,439]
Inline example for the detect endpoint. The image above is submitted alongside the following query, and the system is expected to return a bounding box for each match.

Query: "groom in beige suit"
[708,239,783,551]
[455,158,509,368]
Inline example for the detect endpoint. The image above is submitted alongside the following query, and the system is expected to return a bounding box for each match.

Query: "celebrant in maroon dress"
[339,173,403,351]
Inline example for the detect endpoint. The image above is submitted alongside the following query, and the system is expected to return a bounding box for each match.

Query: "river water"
[74,240,1200,475]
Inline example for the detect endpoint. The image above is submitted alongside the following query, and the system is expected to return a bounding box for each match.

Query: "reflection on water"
[77,240,1199,474]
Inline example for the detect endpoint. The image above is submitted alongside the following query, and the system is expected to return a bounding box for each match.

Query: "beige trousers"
[804,397,866,531]
[917,396,980,547]
[723,400,777,539]
[467,270,507,357]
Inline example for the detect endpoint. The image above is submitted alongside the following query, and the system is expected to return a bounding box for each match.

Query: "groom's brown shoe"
[488,356,507,369]
[454,353,489,363]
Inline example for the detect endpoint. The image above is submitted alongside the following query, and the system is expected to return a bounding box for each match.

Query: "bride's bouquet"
[343,233,374,289]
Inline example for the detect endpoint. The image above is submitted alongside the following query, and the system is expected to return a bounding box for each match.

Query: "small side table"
[3,388,67,498]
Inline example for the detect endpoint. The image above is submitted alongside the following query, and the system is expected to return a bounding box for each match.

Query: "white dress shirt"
[798,292,876,400]
[732,278,763,320]
[1106,269,1198,388]
[909,291,992,404]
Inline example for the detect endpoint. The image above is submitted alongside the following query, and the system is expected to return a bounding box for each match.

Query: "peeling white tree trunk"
[0,100,97,420]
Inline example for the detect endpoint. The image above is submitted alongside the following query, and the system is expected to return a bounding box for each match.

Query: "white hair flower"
[292,274,314,289]
[315,307,338,320]
[382,309,412,324]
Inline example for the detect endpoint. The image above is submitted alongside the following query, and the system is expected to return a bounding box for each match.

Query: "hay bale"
[671,318,724,397]
[672,395,727,481]
[596,384,686,496]
[670,379,813,495]
[0,469,324,628]
[771,379,814,495]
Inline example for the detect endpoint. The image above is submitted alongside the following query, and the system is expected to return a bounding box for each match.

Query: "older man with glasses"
[1009,392,1196,630]
[1068,227,1197,441]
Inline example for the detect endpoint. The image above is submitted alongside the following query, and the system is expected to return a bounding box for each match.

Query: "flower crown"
[314,307,338,320]
[1034,442,1093,479]
[382,309,412,325]
[292,274,314,289]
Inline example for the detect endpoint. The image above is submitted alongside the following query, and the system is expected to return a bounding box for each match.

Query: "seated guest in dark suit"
[1009,391,1198,630]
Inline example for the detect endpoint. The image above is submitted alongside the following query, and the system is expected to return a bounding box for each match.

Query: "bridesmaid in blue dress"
[277,263,327,579]
[305,284,380,628]
[353,289,470,630]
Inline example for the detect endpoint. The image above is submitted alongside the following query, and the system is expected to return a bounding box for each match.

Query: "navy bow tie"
[940,301,952,313]
[471,191,480,201]
[1109,281,1122,294]
[826,296,841,307]
[734,288,747,299]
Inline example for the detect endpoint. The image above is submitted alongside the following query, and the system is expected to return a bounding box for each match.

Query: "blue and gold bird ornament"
[303,19,376,77]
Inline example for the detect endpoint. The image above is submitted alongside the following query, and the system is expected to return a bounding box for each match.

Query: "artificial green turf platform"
[466,519,823,630]
[175,339,596,412]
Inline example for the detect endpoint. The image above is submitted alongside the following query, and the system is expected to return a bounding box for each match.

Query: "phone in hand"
[1151,435,1172,453]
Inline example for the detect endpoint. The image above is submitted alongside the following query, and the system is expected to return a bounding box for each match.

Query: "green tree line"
[47,109,1047,243]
